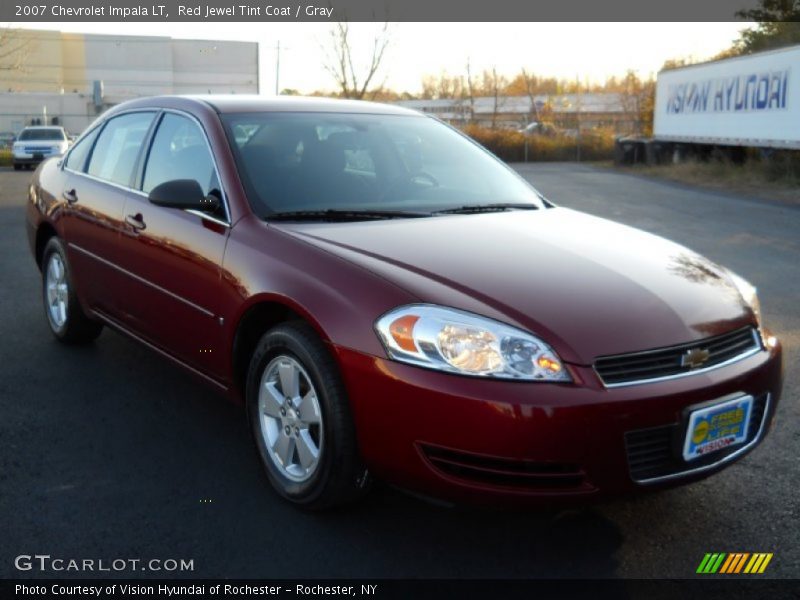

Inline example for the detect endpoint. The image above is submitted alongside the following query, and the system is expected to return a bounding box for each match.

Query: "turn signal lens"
[537,356,562,372]
[389,315,420,352]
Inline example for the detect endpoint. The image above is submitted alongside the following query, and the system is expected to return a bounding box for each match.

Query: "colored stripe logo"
[697,553,773,574]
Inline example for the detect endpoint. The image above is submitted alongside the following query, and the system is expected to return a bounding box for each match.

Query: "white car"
[12,126,70,171]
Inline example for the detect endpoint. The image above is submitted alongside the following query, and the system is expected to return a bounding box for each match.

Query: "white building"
[396,93,636,132]
[0,29,258,135]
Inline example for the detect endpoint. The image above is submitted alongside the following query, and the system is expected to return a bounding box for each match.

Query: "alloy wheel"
[45,252,68,330]
[258,355,324,482]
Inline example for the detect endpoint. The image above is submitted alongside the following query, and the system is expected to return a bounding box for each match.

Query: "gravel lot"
[0,163,797,579]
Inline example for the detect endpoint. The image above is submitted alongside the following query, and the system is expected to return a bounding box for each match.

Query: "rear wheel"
[13,164,21,171]
[41,237,103,344]
[246,322,369,509]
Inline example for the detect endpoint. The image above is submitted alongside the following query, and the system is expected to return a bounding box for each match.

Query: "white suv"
[12,126,70,171]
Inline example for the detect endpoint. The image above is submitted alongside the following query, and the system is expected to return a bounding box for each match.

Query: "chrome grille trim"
[594,327,762,388]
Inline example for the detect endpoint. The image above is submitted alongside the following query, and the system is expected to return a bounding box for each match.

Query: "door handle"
[125,213,147,231]
[62,189,78,203]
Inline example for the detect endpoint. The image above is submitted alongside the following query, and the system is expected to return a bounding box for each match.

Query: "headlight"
[375,304,571,382]
[726,270,764,335]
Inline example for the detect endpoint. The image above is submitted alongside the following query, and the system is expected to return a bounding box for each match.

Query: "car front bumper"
[13,151,62,165]
[335,336,783,505]
[13,156,50,165]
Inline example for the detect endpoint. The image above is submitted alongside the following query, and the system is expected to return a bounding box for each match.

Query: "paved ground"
[0,163,797,579]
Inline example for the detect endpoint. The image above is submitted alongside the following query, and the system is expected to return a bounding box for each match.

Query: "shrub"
[0,150,11,167]
[461,124,615,162]
[761,150,800,183]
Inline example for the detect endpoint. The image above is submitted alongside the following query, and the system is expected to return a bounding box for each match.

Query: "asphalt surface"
[0,163,797,580]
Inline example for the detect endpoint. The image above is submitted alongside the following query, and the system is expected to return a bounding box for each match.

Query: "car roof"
[109,95,423,117]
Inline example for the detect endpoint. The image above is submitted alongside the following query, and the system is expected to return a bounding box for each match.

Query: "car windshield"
[221,112,546,218]
[18,128,66,141]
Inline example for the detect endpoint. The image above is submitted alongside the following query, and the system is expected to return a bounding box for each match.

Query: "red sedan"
[25,96,783,508]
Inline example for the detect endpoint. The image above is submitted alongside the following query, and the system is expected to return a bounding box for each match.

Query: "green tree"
[735,0,800,53]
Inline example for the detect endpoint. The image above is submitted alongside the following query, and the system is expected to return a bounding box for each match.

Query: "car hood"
[274,208,753,365]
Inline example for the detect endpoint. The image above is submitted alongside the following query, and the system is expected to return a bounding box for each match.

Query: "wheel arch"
[230,294,336,403]
[35,221,59,269]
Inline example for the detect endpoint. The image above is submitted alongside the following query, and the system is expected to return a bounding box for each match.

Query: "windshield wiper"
[432,203,540,215]
[266,209,432,222]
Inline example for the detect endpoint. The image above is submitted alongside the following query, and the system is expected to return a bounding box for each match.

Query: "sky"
[9,22,752,94]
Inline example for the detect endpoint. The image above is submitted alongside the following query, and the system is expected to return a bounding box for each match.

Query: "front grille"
[24,146,53,154]
[420,444,586,490]
[625,393,769,483]
[595,327,760,386]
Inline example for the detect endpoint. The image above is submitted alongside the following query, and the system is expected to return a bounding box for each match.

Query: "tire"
[41,237,103,344]
[13,164,21,171]
[246,322,369,509]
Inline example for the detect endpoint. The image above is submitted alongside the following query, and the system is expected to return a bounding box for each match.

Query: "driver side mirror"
[148,179,220,213]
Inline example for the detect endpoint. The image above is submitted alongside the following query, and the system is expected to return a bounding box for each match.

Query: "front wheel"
[246,322,369,509]
[41,237,103,344]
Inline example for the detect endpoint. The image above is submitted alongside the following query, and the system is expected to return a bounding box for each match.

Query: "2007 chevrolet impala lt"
[25,96,783,508]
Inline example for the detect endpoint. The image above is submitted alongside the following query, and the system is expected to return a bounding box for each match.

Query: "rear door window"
[87,112,155,187]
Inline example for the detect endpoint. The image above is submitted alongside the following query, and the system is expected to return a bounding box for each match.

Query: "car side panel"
[113,195,229,378]
[60,173,138,320]
[26,159,64,258]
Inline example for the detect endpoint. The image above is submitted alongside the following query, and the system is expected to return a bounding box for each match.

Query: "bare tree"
[0,28,31,75]
[616,70,655,135]
[519,68,541,126]
[420,72,465,100]
[420,75,436,100]
[322,22,390,100]
[482,67,507,129]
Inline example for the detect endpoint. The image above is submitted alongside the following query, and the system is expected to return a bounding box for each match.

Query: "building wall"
[0,30,62,93]
[0,29,258,134]
[171,40,258,94]
[0,92,102,135]
[61,33,87,93]
[81,34,174,96]
[396,94,642,134]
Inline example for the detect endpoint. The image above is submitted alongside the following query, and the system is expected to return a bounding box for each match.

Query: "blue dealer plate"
[683,395,753,462]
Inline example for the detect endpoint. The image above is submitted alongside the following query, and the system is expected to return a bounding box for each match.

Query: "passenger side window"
[87,112,155,187]
[143,113,219,199]
[64,126,100,172]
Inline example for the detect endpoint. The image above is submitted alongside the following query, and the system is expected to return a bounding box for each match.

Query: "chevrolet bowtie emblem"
[682,347,711,369]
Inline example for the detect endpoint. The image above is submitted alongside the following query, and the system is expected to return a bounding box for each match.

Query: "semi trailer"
[616,44,800,164]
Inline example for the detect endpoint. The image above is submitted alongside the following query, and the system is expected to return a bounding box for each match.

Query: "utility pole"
[575,75,581,163]
[524,130,529,163]
[275,41,281,95]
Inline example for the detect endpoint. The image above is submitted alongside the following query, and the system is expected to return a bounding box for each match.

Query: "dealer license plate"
[683,395,753,461]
